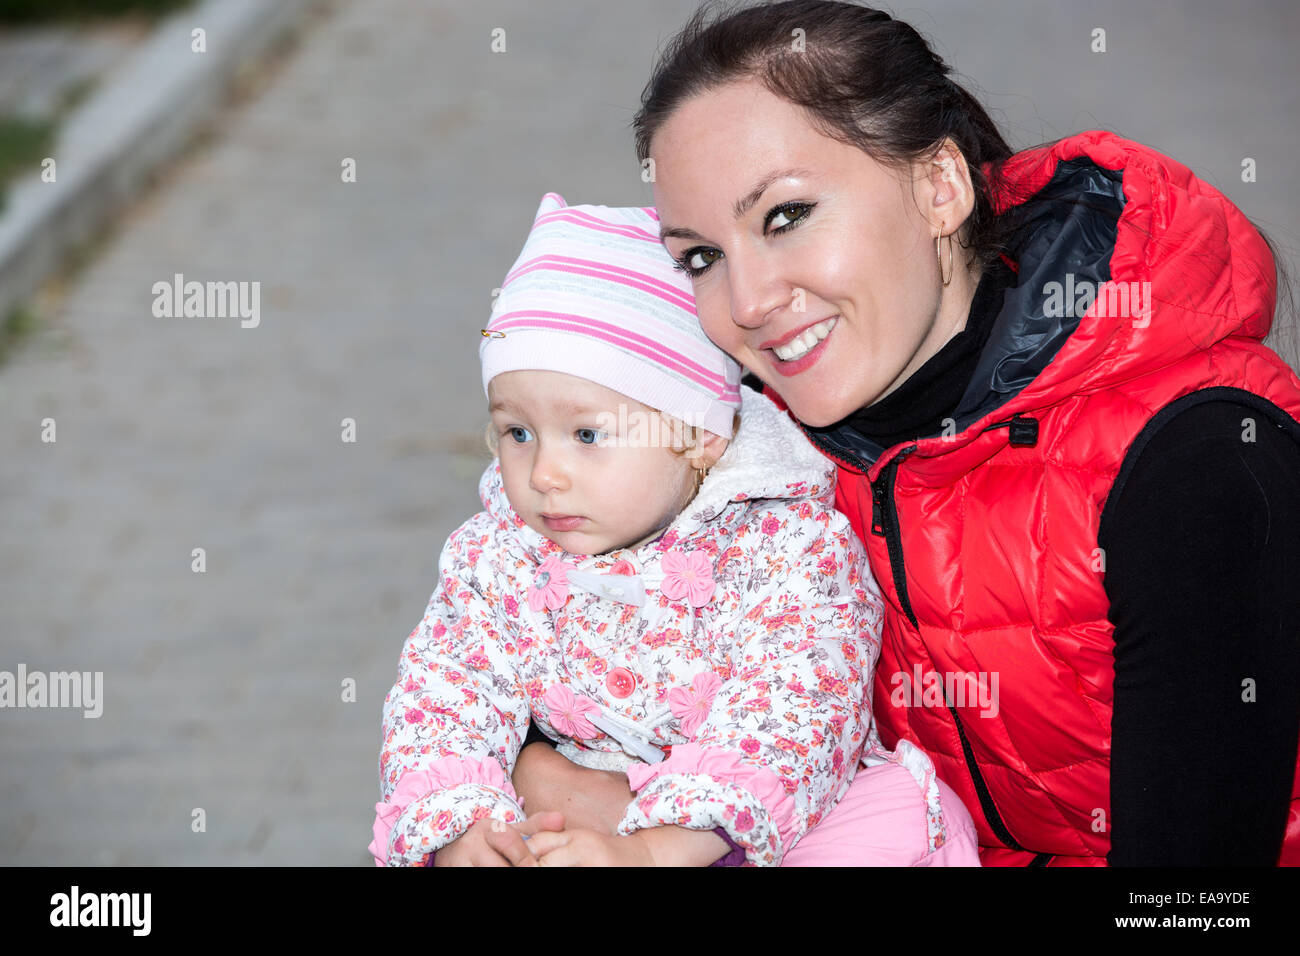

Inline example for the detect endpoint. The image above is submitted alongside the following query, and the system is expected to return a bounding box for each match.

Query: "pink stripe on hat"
[501,256,696,314]
[533,210,661,243]
[491,311,740,398]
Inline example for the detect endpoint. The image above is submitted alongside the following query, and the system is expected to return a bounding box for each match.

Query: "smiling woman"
[630,0,1300,866]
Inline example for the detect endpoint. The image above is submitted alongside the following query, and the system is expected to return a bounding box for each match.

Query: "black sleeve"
[1099,397,1300,866]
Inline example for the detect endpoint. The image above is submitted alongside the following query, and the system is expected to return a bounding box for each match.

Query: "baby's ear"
[696,428,730,469]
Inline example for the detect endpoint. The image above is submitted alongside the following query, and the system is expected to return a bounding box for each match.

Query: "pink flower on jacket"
[760,515,781,536]
[543,683,600,739]
[668,671,723,738]
[528,555,574,612]
[660,549,716,607]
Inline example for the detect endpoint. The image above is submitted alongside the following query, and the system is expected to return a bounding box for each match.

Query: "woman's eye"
[575,428,605,445]
[674,247,722,278]
[687,249,721,272]
[507,426,533,443]
[767,202,812,232]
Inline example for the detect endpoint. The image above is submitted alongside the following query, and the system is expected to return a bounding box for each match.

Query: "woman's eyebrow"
[659,166,814,243]
[732,167,812,219]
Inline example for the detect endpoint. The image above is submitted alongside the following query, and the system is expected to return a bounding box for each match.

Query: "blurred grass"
[0,304,38,366]
[0,0,192,23]
[0,114,55,214]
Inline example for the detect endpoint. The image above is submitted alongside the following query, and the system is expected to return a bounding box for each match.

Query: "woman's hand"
[511,742,635,834]
[435,811,566,867]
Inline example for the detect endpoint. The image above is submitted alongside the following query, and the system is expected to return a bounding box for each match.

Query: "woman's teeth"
[773,316,837,362]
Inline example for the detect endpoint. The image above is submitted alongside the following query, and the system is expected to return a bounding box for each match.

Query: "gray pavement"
[1,0,1297,866]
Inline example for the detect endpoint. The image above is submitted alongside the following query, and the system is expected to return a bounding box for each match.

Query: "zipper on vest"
[945,693,1048,862]
[943,697,1027,853]
[869,446,918,629]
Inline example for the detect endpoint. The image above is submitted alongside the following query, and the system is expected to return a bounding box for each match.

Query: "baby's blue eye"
[507,426,533,443]
[576,428,604,445]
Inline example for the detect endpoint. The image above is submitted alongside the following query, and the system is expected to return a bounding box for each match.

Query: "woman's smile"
[764,315,838,373]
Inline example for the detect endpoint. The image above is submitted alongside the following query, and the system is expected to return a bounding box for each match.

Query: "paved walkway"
[1,0,1295,866]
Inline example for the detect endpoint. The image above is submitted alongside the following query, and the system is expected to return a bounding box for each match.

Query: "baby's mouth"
[541,514,585,532]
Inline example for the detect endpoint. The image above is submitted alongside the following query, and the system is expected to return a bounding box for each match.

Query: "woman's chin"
[779,390,860,429]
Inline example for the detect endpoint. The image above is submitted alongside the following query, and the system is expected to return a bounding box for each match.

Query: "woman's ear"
[920,138,976,238]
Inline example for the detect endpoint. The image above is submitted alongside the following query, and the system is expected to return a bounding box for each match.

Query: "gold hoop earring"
[937,221,953,288]
[692,463,708,497]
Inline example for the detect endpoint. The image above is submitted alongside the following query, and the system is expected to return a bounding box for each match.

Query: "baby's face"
[488,370,698,556]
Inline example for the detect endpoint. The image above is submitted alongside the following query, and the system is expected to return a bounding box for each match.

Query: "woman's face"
[650,78,971,427]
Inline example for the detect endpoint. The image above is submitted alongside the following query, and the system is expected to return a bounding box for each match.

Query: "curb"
[0,0,323,328]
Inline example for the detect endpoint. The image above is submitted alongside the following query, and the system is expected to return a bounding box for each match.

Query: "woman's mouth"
[766,316,837,375]
[541,514,585,532]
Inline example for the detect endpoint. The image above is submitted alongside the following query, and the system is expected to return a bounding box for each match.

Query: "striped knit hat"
[480,192,742,438]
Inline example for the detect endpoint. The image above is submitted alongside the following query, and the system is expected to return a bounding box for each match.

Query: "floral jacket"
[371,385,934,866]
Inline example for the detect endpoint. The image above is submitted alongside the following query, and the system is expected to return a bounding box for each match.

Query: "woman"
[509,0,1300,866]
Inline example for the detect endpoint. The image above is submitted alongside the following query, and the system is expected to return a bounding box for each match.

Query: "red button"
[606,667,636,699]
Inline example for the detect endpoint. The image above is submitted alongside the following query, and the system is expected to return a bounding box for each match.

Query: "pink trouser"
[782,762,981,866]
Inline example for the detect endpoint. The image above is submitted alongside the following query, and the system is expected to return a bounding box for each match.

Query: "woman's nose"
[726,250,787,330]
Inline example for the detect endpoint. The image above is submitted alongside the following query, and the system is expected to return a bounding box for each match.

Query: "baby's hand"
[524,827,656,867]
[435,811,566,867]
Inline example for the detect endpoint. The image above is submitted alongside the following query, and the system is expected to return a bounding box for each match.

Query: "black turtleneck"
[785,260,1300,866]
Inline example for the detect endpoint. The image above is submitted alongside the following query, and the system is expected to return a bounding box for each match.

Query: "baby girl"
[370,193,979,866]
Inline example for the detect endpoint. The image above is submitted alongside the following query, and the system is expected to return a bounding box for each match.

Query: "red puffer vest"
[770,131,1300,865]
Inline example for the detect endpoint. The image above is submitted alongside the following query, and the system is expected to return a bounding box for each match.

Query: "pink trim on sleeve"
[368,756,518,866]
[626,743,800,852]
